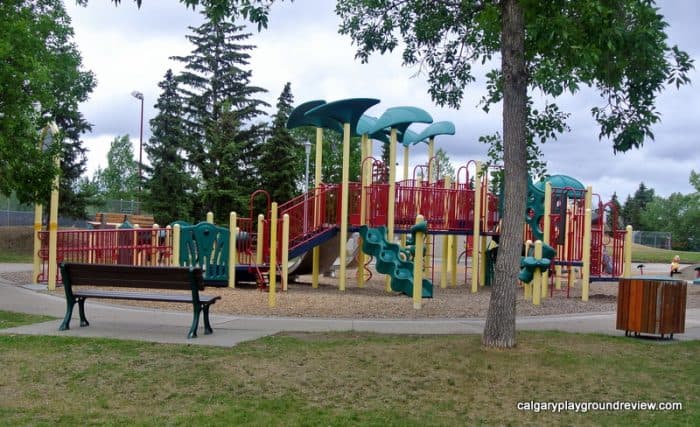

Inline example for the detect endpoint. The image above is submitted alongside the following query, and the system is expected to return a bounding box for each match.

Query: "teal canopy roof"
[368,106,433,142]
[401,129,420,147]
[409,121,456,145]
[306,98,381,136]
[357,115,390,144]
[534,175,586,199]
[286,100,343,133]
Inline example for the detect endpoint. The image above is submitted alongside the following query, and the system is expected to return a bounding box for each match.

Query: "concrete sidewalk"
[1,264,698,347]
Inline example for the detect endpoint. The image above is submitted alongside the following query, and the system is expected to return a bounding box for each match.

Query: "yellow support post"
[89,230,95,264]
[442,175,452,288]
[427,137,435,183]
[165,226,172,265]
[479,169,488,286]
[173,224,181,266]
[471,162,482,293]
[228,212,237,288]
[451,235,458,288]
[401,144,410,247]
[385,127,398,292]
[312,248,320,289]
[256,214,264,266]
[413,214,425,310]
[150,224,159,266]
[32,204,42,283]
[358,134,368,288]
[426,137,435,287]
[542,182,552,299]
[269,203,278,307]
[282,214,289,291]
[555,265,562,290]
[533,240,543,306]
[623,225,633,278]
[441,233,448,289]
[206,212,213,224]
[132,225,139,265]
[339,122,351,292]
[581,186,593,301]
[47,154,60,291]
[312,127,323,289]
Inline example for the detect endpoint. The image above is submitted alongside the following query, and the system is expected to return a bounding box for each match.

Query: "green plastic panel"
[359,225,433,298]
[179,222,229,282]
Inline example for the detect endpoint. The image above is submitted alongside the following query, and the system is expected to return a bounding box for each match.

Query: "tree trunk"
[482,0,528,348]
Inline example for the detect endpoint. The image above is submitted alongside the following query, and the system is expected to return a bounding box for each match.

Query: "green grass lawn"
[0,310,697,426]
[0,249,32,263]
[631,243,700,264]
[0,310,55,329]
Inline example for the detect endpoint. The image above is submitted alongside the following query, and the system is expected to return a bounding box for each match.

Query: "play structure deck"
[35,97,632,305]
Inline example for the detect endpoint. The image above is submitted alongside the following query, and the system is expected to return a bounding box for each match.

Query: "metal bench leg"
[59,298,76,331]
[202,304,213,335]
[188,304,201,339]
[77,297,90,327]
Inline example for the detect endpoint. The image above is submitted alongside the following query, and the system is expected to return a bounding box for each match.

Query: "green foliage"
[144,70,195,225]
[172,12,269,220]
[258,82,303,204]
[621,182,655,230]
[290,127,361,185]
[638,174,700,251]
[93,135,139,201]
[335,0,692,347]
[337,0,692,154]
[606,192,623,231]
[0,0,95,205]
[432,148,455,182]
[105,0,283,30]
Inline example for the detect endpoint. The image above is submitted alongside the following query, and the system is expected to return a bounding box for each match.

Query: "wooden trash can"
[617,277,687,339]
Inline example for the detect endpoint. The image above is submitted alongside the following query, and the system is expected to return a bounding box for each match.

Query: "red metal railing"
[277,184,341,254]
[37,227,173,284]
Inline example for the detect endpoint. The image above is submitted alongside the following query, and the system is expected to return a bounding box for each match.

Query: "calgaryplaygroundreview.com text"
[517,400,684,413]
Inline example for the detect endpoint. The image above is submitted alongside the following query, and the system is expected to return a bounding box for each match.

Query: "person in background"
[670,255,681,276]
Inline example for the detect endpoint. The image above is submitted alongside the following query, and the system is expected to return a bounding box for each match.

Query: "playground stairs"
[248,263,283,291]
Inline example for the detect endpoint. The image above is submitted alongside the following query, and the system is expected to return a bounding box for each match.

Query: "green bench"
[59,263,221,338]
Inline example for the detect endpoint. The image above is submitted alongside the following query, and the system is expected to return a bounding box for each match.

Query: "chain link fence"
[0,195,140,227]
[632,231,672,250]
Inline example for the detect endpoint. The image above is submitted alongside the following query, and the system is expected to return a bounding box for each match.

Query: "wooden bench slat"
[73,289,221,304]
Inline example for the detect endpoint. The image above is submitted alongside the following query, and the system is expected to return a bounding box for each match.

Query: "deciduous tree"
[334,0,692,348]
[0,0,95,206]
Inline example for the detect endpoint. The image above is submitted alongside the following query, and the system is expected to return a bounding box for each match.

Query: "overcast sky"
[64,0,699,202]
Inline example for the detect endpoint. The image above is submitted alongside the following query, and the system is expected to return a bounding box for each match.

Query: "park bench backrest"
[95,213,155,228]
[61,263,204,291]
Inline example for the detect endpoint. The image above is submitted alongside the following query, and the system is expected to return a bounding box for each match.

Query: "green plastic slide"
[359,225,433,298]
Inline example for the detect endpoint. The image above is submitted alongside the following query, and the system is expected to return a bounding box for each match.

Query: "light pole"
[303,140,312,233]
[131,90,144,212]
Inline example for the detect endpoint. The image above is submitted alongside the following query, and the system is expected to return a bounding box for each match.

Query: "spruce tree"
[258,82,303,204]
[145,69,194,225]
[172,11,268,219]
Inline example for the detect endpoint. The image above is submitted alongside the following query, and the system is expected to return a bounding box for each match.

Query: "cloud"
[66,0,699,206]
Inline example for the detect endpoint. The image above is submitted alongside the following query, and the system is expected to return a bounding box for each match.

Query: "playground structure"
[35,98,634,308]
